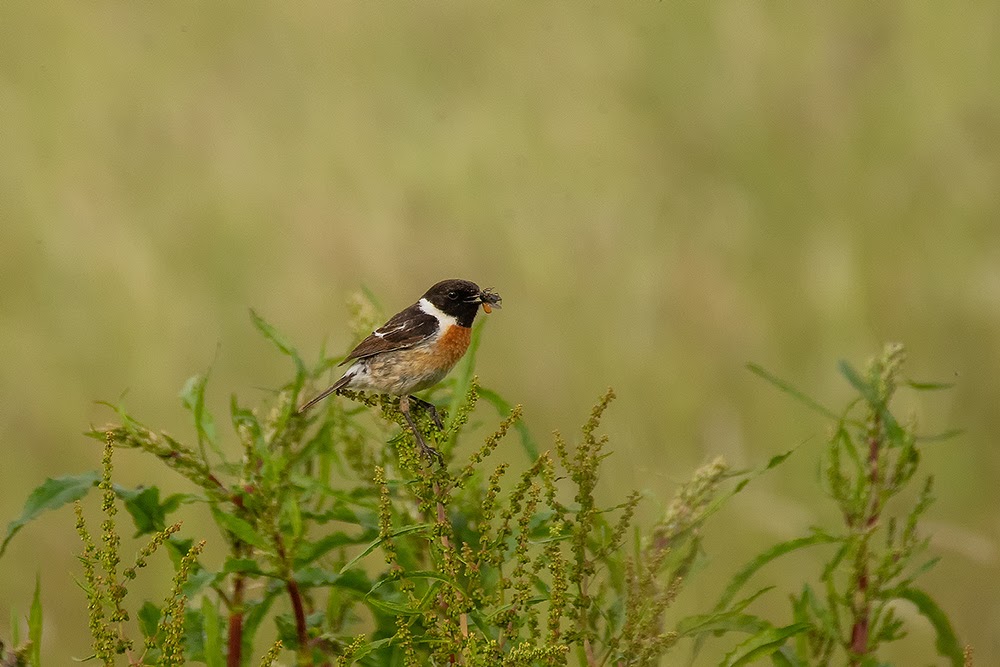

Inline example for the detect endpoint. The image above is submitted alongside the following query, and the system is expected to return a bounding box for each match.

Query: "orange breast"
[435,324,472,366]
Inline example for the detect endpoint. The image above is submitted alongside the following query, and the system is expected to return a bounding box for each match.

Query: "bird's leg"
[399,395,444,466]
[408,395,444,430]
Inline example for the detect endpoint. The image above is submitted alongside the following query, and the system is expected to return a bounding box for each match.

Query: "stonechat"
[298,279,502,464]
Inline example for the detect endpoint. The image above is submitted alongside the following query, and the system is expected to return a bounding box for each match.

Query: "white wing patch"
[374,323,406,338]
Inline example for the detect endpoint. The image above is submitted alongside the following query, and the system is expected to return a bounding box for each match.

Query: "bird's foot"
[414,432,445,467]
[399,395,445,467]
[409,395,445,430]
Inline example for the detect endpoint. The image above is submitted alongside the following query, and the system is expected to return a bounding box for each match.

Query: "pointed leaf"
[230,394,264,453]
[676,612,771,638]
[838,360,904,440]
[368,570,467,599]
[837,360,872,395]
[29,574,42,667]
[915,428,963,443]
[9,607,19,646]
[183,568,223,597]
[1,471,99,557]
[202,596,224,667]
[241,588,281,657]
[347,636,394,660]
[721,623,811,667]
[295,530,372,567]
[770,647,801,667]
[115,485,194,537]
[715,532,841,613]
[293,567,372,593]
[223,557,268,576]
[896,588,963,666]
[339,523,435,574]
[292,567,346,588]
[905,379,955,391]
[180,373,222,459]
[138,602,161,638]
[212,508,269,550]
[363,596,424,616]
[249,309,306,381]
[746,363,840,421]
[691,446,801,537]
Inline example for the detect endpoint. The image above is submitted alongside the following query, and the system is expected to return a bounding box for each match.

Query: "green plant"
[712,344,966,666]
[0,575,41,667]
[0,294,968,666]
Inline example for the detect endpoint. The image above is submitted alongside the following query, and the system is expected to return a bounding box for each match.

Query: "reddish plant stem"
[275,534,311,664]
[849,413,883,664]
[286,578,310,658]
[227,573,245,667]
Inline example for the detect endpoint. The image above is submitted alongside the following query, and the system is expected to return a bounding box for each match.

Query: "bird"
[298,279,502,464]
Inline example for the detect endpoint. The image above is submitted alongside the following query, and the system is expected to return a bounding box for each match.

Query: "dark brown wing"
[339,303,438,365]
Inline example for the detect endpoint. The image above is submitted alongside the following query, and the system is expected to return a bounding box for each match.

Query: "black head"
[422,279,501,327]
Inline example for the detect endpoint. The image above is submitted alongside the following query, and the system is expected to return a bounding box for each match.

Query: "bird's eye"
[447,290,458,300]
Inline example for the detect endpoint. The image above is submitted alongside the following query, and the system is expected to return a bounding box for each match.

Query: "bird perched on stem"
[298,279,502,464]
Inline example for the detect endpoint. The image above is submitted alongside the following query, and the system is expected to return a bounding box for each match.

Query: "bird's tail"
[298,374,352,413]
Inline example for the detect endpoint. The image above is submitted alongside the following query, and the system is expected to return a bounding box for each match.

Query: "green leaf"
[299,500,370,527]
[770,647,803,667]
[915,428,964,443]
[368,570,467,599]
[896,588,964,666]
[686,587,777,662]
[293,567,345,588]
[294,530,372,567]
[280,495,303,541]
[837,359,873,397]
[212,508,269,550]
[478,387,538,460]
[793,583,837,639]
[363,596,424,616]
[690,446,802,537]
[715,532,841,613]
[230,395,264,453]
[138,602,161,638]
[1,471,99,558]
[166,535,194,567]
[28,574,41,667]
[339,523,435,574]
[289,567,370,595]
[183,607,207,659]
[676,612,771,638]
[183,568,222,597]
[223,557,268,576]
[115,485,192,537]
[905,379,955,391]
[9,607,19,645]
[249,308,306,389]
[345,636,394,660]
[746,362,840,421]
[274,611,300,648]
[250,308,298,359]
[202,596,224,667]
[838,360,904,441]
[721,623,811,667]
[180,372,222,460]
[241,587,281,658]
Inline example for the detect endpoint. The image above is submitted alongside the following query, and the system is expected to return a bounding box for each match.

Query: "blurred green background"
[2,1,998,663]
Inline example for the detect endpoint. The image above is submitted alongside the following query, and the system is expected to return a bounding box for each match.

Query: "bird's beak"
[479,288,502,314]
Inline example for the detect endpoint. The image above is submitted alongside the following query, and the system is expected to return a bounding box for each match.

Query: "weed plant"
[0,298,966,666]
